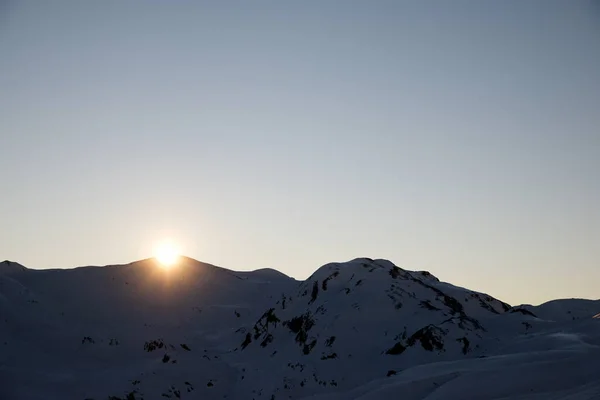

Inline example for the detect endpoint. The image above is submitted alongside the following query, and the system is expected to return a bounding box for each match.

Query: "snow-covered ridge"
[0,260,28,275]
[0,257,598,400]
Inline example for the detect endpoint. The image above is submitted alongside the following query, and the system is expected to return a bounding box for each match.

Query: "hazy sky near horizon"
[1,1,599,305]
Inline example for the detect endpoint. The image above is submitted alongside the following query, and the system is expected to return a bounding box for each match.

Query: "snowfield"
[0,257,598,400]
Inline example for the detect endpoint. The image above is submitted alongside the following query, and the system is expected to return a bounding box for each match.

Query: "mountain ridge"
[1,256,599,400]
[6,256,596,307]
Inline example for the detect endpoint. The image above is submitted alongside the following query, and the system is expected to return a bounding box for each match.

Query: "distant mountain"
[0,257,598,400]
[518,298,600,322]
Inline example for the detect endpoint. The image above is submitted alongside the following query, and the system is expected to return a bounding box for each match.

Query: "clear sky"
[1,1,599,305]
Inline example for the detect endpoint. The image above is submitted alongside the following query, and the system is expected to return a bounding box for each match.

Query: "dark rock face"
[407,325,446,352]
[285,313,315,345]
[144,339,165,352]
[322,271,339,291]
[385,342,407,355]
[310,281,319,304]
[456,337,470,354]
[241,333,252,349]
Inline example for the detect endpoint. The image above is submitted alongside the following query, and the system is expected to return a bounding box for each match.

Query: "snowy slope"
[0,257,598,400]
[230,258,514,399]
[518,298,600,322]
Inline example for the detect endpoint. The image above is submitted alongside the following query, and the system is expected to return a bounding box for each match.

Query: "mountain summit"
[0,260,27,275]
[1,257,598,400]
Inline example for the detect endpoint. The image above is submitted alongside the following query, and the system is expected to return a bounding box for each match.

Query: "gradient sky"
[1,1,599,305]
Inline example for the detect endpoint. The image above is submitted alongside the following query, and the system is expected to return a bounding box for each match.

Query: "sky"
[1,0,599,305]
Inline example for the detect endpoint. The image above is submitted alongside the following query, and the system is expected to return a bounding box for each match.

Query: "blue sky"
[1,1,599,304]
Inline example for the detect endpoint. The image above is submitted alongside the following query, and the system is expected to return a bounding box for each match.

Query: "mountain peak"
[2,257,598,399]
[0,260,27,274]
[305,258,441,289]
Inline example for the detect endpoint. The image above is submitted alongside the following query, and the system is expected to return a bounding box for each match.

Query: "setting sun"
[153,241,180,267]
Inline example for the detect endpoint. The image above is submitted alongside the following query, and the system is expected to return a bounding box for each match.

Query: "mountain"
[0,257,598,400]
[518,298,600,322]
[0,260,28,275]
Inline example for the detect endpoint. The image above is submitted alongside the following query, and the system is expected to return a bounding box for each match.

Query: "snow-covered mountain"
[0,257,598,400]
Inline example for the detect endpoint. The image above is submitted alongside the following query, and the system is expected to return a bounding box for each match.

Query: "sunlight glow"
[153,241,180,268]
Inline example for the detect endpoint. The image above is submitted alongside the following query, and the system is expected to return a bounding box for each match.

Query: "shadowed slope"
[0,257,598,400]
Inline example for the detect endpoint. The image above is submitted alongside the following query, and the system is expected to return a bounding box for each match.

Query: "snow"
[517,298,600,322]
[0,257,599,399]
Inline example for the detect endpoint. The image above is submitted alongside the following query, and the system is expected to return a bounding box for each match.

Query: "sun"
[153,241,181,268]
